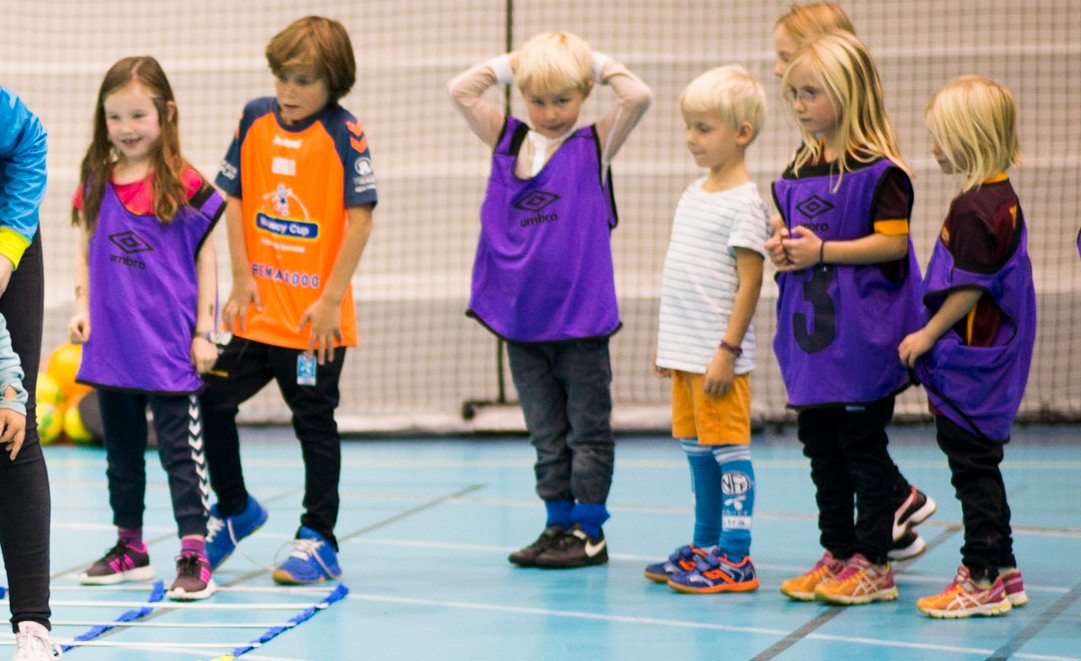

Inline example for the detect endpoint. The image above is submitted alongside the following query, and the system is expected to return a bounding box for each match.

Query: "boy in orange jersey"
[203,16,376,585]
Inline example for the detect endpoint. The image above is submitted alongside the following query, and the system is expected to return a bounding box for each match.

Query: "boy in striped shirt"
[646,66,770,594]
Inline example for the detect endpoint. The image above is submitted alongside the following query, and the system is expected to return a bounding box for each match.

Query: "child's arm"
[0,88,47,296]
[297,204,374,364]
[898,288,983,367]
[592,55,653,166]
[221,196,261,333]
[703,248,764,396]
[0,316,26,460]
[778,225,908,271]
[447,57,512,149]
[190,238,218,374]
[67,226,92,343]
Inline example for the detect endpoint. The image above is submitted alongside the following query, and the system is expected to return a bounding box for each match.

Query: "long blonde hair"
[926,76,1021,192]
[782,31,909,182]
[74,56,195,231]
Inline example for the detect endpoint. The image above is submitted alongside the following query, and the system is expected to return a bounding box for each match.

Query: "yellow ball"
[64,393,94,444]
[36,402,64,444]
[35,372,63,407]
[47,343,84,401]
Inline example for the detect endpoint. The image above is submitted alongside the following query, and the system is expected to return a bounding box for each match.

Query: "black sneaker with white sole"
[888,529,927,561]
[893,486,936,541]
[509,525,565,567]
[533,524,608,569]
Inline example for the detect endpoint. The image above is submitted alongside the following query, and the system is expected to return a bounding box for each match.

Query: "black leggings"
[0,233,51,631]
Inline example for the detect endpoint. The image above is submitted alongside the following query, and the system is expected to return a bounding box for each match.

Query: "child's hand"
[703,350,735,396]
[652,347,670,378]
[0,386,25,460]
[190,336,218,374]
[898,329,935,368]
[778,225,823,271]
[764,226,791,268]
[223,275,262,333]
[298,297,341,365]
[68,313,91,344]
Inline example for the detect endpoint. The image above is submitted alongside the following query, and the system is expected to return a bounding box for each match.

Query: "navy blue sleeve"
[324,106,378,208]
[215,98,274,198]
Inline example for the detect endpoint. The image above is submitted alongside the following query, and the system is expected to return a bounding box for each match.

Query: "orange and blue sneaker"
[667,549,759,594]
[999,567,1029,607]
[780,551,845,601]
[917,566,1011,618]
[814,553,897,605]
[644,544,706,583]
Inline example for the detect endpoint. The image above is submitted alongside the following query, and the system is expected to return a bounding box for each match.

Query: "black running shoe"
[533,524,608,569]
[509,525,564,567]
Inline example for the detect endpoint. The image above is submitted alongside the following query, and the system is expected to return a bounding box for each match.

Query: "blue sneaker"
[644,544,706,583]
[206,495,269,570]
[272,526,342,585]
[667,550,759,594]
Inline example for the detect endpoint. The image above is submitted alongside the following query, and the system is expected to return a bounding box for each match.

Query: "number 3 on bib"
[793,266,836,354]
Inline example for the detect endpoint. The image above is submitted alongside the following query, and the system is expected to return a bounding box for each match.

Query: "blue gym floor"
[5,424,1080,660]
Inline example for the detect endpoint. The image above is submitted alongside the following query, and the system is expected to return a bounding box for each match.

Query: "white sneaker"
[13,621,61,660]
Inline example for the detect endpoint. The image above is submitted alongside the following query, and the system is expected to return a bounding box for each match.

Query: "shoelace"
[288,538,335,576]
[205,515,225,543]
[14,628,62,660]
[175,553,206,578]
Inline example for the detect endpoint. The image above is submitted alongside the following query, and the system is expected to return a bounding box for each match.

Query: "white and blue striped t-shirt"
[656,179,771,375]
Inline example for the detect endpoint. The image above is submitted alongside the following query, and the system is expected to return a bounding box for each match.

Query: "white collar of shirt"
[526,127,577,177]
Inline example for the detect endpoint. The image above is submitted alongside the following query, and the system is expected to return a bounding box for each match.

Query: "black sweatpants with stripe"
[98,390,210,538]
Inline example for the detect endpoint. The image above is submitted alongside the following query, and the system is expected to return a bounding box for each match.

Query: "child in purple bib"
[901,76,1034,619]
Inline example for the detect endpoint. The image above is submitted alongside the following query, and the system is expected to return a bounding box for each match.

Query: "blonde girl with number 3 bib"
[69,56,223,602]
[771,3,936,565]
[764,31,923,605]
[901,76,1033,618]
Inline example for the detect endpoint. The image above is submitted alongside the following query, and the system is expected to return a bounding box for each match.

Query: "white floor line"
[51,620,288,628]
[48,599,326,610]
[343,537,1072,595]
[342,592,1081,661]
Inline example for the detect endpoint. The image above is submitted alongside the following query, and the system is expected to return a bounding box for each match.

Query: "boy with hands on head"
[448,32,651,569]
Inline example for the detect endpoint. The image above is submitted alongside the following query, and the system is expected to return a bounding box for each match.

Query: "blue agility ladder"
[203,583,350,661]
[63,581,166,653]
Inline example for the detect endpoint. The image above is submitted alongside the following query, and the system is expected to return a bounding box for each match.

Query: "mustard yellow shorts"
[671,370,751,446]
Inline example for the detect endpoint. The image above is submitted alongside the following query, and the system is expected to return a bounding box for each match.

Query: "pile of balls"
[35,343,96,445]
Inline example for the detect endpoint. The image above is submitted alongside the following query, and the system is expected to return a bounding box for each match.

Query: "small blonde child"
[899,76,1033,618]
[765,31,924,605]
[448,32,651,568]
[645,65,769,594]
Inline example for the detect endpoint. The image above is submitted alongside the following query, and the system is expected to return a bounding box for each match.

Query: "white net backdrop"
[3,0,1079,431]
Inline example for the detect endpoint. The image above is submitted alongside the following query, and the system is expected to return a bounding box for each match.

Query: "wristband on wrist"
[819,240,827,265]
[719,340,743,357]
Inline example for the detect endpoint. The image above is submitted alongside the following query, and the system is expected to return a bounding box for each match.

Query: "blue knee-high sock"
[682,438,724,549]
[714,444,754,561]
[570,503,609,538]
[545,499,573,530]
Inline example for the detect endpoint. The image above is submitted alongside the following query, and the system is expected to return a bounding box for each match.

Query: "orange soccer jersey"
[216,97,377,350]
